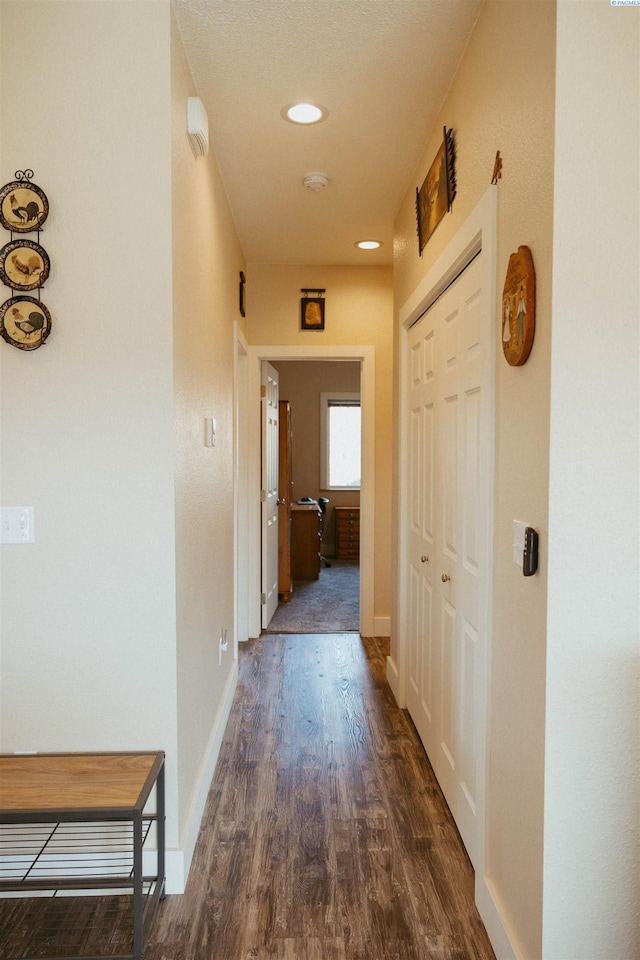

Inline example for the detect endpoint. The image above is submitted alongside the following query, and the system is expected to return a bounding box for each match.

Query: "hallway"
[147,634,494,959]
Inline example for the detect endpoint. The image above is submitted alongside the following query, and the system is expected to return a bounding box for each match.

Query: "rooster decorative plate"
[0,239,50,291]
[0,295,51,350]
[0,176,49,234]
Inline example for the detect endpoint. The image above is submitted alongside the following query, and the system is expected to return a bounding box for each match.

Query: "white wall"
[543,4,640,957]
[170,8,242,870]
[0,1,179,829]
[0,0,4,747]
[0,3,246,889]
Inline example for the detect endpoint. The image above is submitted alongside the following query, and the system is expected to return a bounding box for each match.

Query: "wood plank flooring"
[147,634,495,960]
[0,635,495,959]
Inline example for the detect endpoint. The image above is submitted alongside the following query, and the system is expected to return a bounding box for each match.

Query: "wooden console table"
[0,751,165,960]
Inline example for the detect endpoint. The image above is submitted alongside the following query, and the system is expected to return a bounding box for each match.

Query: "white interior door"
[261,361,279,628]
[405,252,487,868]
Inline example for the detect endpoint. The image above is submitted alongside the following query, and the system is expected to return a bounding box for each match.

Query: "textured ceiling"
[172,0,483,265]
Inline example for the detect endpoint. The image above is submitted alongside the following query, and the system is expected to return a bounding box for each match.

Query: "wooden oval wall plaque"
[502,245,535,366]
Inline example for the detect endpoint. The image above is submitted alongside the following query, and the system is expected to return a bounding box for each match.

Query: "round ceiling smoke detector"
[303,172,329,191]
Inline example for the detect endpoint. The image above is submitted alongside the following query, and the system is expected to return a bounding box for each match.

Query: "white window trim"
[320,392,361,490]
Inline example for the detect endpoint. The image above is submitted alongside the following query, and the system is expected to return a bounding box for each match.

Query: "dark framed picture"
[0,295,51,350]
[0,177,49,233]
[416,127,456,254]
[301,297,325,330]
[0,239,50,291]
[239,271,246,317]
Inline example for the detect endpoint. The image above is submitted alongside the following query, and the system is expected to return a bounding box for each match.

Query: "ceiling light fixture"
[282,102,328,125]
[356,240,383,250]
[187,97,209,157]
[303,172,329,191]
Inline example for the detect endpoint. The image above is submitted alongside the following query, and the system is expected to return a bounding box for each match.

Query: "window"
[320,393,361,490]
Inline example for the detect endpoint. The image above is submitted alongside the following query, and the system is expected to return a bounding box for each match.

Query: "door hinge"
[260,490,266,502]
[261,593,266,605]
[261,385,266,398]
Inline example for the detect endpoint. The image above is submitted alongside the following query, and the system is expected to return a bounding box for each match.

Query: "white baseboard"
[476,874,520,960]
[165,664,239,894]
[374,616,390,637]
[386,653,401,705]
[163,849,187,895]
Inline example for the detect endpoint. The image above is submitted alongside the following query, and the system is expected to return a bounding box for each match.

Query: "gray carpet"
[264,561,359,633]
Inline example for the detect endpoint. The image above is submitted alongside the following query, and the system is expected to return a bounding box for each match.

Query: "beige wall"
[0,0,245,889]
[0,0,179,823]
[170,11,244,855]
[393,3,556,957]
[544,4,639,957]
[247,264,393,622]
[273,360,360,551]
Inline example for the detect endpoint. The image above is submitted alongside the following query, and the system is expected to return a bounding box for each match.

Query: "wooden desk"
[0,751,165,960]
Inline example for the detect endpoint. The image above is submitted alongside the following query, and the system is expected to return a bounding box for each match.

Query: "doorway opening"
[266,359,361,634]
[238,345,375,642]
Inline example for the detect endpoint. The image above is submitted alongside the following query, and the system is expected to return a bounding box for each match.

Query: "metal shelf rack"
[0,751,165,960]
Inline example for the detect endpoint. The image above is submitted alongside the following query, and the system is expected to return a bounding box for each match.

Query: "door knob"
[441,573,451,583]
[277,498,286,505]
[421,555,429,563]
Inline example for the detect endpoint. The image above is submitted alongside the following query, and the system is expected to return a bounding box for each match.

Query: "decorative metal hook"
[14,169,35,182]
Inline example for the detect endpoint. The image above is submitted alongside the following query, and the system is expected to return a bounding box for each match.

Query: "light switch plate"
[1,506,35,544]
[204,417,216,448]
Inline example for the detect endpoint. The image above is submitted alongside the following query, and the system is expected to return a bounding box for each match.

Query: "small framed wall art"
[416,126,456,254]
[300,289,325,330]
[501,246,535,366]
[239,271,246,317]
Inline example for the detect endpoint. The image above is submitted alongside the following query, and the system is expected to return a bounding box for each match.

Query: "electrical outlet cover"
[1,506,34,544]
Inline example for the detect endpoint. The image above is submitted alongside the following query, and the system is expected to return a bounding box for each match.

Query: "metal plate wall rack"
[0,751,165,960]
[0,169,52,351]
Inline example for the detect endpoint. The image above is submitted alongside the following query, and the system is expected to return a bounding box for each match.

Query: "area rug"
[264,561,359,633]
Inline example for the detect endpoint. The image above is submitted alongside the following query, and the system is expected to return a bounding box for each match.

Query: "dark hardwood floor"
[147,634,495,960]
[0,634,495,959]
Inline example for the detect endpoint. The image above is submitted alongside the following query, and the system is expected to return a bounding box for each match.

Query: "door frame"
[243,345,375,639]
[260,361,281,629]
[393,185,497,913]
[234,323,250,648]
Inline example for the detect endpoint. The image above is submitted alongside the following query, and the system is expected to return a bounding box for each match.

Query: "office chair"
[318,497,331,567]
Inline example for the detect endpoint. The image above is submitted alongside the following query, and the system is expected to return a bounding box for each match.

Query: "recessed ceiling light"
[356,240,383,250]
[282,102,328,125]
